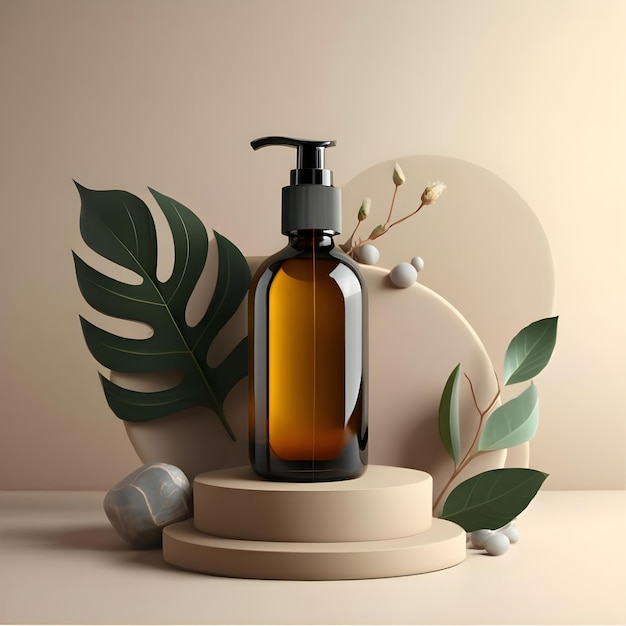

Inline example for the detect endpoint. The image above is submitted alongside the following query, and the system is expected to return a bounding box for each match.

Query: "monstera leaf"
[72,183,251,441]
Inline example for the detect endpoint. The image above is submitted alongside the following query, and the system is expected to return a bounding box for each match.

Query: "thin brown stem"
[346,202,426,256]
[384,185,399,226]
[465,372,481,415]
[342,220,362,251]
[432,450,475,512]
[387,202,425,230]
[466,370,501,420]
[483,370,502,416]
[462,372,500,461]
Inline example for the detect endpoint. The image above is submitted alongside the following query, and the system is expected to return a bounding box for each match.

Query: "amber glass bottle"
[248,137,368,482]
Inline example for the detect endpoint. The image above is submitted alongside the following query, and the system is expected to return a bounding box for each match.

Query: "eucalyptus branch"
[432,317,557,530]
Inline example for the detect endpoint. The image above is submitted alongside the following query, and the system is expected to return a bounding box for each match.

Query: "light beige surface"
[1,490,624,624]
[1,0,625,491]
[192,465,434,542]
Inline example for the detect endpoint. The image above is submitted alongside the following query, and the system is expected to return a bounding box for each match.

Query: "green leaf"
[438,364,462,464]
[478,383,539,451]
[503,316,558,385]
[440,468,548,531]
[73,183,251,440]
[369,224,387,238]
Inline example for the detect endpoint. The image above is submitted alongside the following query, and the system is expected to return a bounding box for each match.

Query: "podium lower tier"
[162,518,466,580]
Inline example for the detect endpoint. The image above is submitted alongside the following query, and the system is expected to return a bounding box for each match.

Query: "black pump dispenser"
[250,136,335,185]
[250,136,342,235]
[248,134,369,482]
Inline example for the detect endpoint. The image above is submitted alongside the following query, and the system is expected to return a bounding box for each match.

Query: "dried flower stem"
[341,164,444,258]
[385,184,400,226]
[345,201,426,256]
[432,372,502,512]
[385,201,425,230]
[345,221,362,248]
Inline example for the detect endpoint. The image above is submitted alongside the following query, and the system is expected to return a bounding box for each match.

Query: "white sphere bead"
[389,262,418,288]
[410,256,425,272]
[484,532,510,556]
[470,529,493,549]
[500,524,520,544]
[356,244,380,265]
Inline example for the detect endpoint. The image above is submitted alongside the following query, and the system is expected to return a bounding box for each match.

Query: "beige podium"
[163,465,466,580]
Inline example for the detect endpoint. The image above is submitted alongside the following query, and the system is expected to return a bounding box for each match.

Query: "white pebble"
[484,532,510,556]
[500,523,520,544]
[470,529,493,549]
[356,244,380,265]
[389,262,418,288]
[410,256,425,272]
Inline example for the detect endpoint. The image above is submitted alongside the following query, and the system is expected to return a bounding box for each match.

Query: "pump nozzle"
[251,136,336,185]
[251,135,342,234]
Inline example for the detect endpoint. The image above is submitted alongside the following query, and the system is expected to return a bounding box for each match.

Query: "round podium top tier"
[193,465,433,543]
[197,464,427,491]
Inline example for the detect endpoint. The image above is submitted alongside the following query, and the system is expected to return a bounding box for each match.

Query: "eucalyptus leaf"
[438,364,462,464]
[73,183,251,440]
[478,383,539,451]
[440,468,548,531]
[503,316,558,385]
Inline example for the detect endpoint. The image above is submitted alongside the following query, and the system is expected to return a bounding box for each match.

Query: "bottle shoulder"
[252,245,365,284]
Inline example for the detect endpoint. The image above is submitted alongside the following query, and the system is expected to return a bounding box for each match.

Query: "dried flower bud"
[421,181,446,205]
[392,162,406,186]
[358,197,372,221]
[369,224,387,239]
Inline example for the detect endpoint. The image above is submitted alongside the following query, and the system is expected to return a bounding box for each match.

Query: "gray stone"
[104,463,192,549]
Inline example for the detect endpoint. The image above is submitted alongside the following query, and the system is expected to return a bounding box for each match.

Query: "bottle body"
[249,231,368,481]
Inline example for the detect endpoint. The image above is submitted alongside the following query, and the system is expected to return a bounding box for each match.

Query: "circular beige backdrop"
[341,155,555,391]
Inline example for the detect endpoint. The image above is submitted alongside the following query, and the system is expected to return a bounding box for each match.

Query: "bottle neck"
[288,229,336,250]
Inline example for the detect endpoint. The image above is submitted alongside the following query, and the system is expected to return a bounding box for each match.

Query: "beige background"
[1,0,624,490]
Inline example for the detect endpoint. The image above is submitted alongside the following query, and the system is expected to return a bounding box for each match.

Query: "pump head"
[250,136,336,186]
[251,135,342,235]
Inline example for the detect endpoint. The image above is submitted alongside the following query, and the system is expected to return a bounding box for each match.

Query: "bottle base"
[251,464,367,483]
[250,444,367,483]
